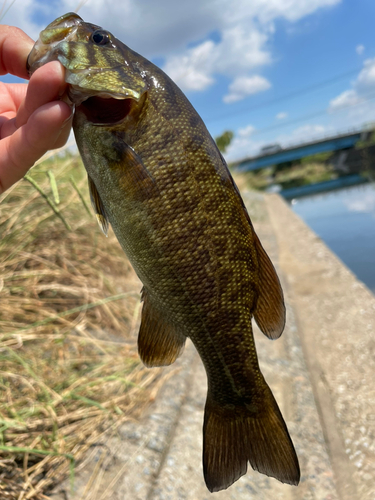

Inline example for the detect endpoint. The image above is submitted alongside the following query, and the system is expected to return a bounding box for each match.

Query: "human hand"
[0,26,73,194]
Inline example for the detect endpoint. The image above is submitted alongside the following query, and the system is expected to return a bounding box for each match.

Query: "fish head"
[27,12,148,125]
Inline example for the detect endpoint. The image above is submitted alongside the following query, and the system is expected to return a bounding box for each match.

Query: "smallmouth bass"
[27,13,300,492]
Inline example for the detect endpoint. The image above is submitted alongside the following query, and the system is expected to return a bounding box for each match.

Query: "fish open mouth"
[77,96,135,125]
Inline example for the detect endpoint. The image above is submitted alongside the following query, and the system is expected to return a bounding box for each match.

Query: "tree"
[215,130,234,153]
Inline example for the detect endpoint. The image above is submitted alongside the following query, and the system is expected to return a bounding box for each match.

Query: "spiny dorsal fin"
[88,175,109,236]
[253,232,285,339]
[138,287,186,367]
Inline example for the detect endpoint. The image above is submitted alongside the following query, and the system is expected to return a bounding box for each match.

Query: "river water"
[290,182,375,294]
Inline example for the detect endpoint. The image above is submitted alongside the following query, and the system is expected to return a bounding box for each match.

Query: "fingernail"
[60,111,73,130]
[62,107,74,126]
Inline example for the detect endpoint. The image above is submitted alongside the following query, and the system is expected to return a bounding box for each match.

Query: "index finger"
[0,25,34,79]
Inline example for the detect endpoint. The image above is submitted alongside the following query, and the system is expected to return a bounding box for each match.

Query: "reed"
[0,150,164,499]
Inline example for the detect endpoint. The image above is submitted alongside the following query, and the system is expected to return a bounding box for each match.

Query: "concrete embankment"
[264,192,375,500]
[51,192,375,500]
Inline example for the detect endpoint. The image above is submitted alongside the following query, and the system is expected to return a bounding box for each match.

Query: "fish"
[27,13,300,492]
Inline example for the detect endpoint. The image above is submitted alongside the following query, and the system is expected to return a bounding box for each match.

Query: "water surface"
[291,183,375,293]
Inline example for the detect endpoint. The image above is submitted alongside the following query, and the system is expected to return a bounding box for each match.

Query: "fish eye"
[91,30,110,45]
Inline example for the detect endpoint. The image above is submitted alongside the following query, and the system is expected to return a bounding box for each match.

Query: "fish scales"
[94,94,260,390]
[27,13,300,492]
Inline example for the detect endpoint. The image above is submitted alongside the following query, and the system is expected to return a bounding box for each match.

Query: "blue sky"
[1,0,375,161]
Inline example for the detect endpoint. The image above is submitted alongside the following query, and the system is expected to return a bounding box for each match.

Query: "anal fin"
[253,232,286,339]
[138,287,186,367]
[88,175,109,236]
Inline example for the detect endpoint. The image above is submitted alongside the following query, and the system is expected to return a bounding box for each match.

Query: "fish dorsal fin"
[88,175,109,236]
[138,287,186,367]
[253,232,285,339]
[213,154,285,339]
[214,155,286,340]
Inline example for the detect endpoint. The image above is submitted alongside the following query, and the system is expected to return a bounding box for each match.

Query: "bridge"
[234,128,371,172]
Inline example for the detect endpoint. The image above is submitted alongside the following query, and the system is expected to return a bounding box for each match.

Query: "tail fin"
[203,383,300,492]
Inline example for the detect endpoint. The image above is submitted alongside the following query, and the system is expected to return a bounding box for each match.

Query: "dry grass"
[0,151,165,499]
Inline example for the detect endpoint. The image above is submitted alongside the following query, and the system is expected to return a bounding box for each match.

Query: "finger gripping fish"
[28,13,300,492]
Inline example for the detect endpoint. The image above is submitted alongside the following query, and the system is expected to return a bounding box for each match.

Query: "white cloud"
[226,0,340,25]
[2,0,342,104]
[329,89,363,112]
[238,125,256,137]
[161,0,340,95]
[276,124,328,147]
[356,44,365,55]
[329,58,375,113]
[356,58,375,91]
[3,0,343,57]
[163,26,272,93]
[225,121,331,162]
[223,75,271,103]
[163,41,216,91]
[0,0,40,39]
[276,111,288,120]
[225,136,262,162]
[215,26,271,75]
[223,123,263,161]
[290,123,326,138]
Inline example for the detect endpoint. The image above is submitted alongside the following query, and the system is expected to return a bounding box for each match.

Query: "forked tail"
[203,382,300,492]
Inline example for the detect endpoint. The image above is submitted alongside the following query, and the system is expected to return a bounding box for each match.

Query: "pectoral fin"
[138,287,186,367]
[112,136,157,200]
[253,232,285,339]
[88,175,109,236]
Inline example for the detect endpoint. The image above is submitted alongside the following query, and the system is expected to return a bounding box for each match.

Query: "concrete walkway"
[51,192,375,500]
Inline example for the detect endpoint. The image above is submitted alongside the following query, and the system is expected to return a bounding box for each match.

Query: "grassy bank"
[0,151,166,499]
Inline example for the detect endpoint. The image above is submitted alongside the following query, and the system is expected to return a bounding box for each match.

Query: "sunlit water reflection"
[291,182,375,293]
